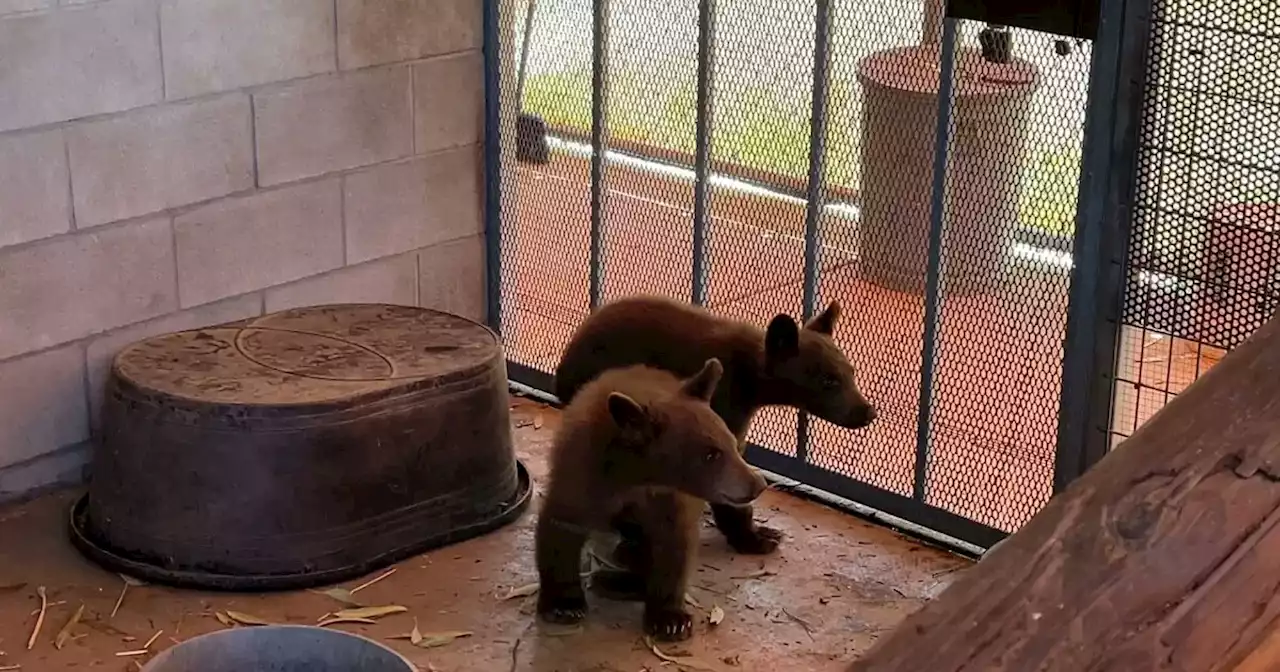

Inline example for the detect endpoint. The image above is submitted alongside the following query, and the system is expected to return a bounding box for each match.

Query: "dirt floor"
[0,396,971,671]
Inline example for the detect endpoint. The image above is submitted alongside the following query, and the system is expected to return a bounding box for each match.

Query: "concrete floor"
[0,396,971,671]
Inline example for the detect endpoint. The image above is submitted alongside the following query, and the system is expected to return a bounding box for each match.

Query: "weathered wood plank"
[851,315,1280,672]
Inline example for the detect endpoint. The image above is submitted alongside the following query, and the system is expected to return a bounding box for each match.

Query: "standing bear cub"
[554,294,876,558]
[536,359,766,641]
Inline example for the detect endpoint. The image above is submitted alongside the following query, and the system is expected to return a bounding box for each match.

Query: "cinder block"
[173,179,344,307]
[68,94,254,228]
[336,0,480,70]
[84,293,261,434]
[265,253,418,313]
[0,441,90,503]
[0,0,54,17]
[418,234,485,324]
[0,0,162,132]
[0,129,71,248]
[161,0,335,100]
[0,216,177,360]
[254,66,413,186]
[0,344,88,467]
[344,146,482,264]
[413,52,483,154]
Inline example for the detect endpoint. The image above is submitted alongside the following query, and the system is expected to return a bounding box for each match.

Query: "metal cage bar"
[912,17,958,502]
[795,0,836,464]
[588,0,609,311]
[1053,0,1151,491]
[482,0,505,335]
[690,0,716,307]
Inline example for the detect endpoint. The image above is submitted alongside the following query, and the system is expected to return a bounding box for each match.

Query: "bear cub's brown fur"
[554,294,875,558]
[536,359,766,641]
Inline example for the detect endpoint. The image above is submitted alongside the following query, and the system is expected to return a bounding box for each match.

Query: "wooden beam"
[851,315,1280,672]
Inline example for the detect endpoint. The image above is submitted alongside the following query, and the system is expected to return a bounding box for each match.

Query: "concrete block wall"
[0,0,487,500]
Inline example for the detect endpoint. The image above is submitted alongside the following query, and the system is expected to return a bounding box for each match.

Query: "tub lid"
[112,303,500,407]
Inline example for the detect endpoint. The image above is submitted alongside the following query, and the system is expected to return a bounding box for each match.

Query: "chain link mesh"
[498,0,1096,536]
[1111,0,1280,447]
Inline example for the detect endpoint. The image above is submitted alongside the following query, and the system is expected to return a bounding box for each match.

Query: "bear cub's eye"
[703,449,719,464]
[822,375,840,390]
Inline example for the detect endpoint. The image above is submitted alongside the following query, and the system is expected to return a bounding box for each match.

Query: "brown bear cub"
[554,294,875,559]
[536,358,766,641]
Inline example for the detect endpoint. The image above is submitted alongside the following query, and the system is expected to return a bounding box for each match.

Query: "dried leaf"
[684,593,702,609]
[415,631,473,649]
[110,584,128,620]
[0,664,20,670]
[309,588,363,607]
[350,568,396,594]
[214,612,235,628]
[224,611,271,627]
[533,414,544,430]
[500,583,540,600]
[386,618,424,645]
[780,608,816,641]
[27,586,47,650]
[331,605,407,620]
[54,604,85,650]
[708,605,725,626]
[318,617,378,628]
[645,636,722,671]
[111,575,144,619]
[29,600,65,616]
[731,569,775,580]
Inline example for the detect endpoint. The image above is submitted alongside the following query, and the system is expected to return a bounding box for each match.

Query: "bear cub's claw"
[538,593,588,625]
[644,606,693,642]
[727,524,784,555]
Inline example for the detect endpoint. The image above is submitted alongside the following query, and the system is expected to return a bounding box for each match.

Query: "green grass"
[524,65,1080,237]
[1017,143,1082,238]
[523,65,860,192]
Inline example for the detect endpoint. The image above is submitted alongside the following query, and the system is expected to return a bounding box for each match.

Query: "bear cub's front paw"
[727,524,784,555]
[644,605,693,642]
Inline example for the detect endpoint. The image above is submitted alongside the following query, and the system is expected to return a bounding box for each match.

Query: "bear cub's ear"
[607,392,648,429]
[804,301,842,335]
[765,315,800,360]
[680,358,724,402]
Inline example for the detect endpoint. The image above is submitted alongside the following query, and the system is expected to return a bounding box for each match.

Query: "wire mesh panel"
[490,0,1111,547]
[918,22,1093,531]
[695,0,836,459]
[1111,0,1280,446]
[498,0,595,378]
[595,2,698,304]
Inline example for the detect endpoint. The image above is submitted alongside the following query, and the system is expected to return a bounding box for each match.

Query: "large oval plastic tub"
[70,304,531,591]
[140,625,415,672]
